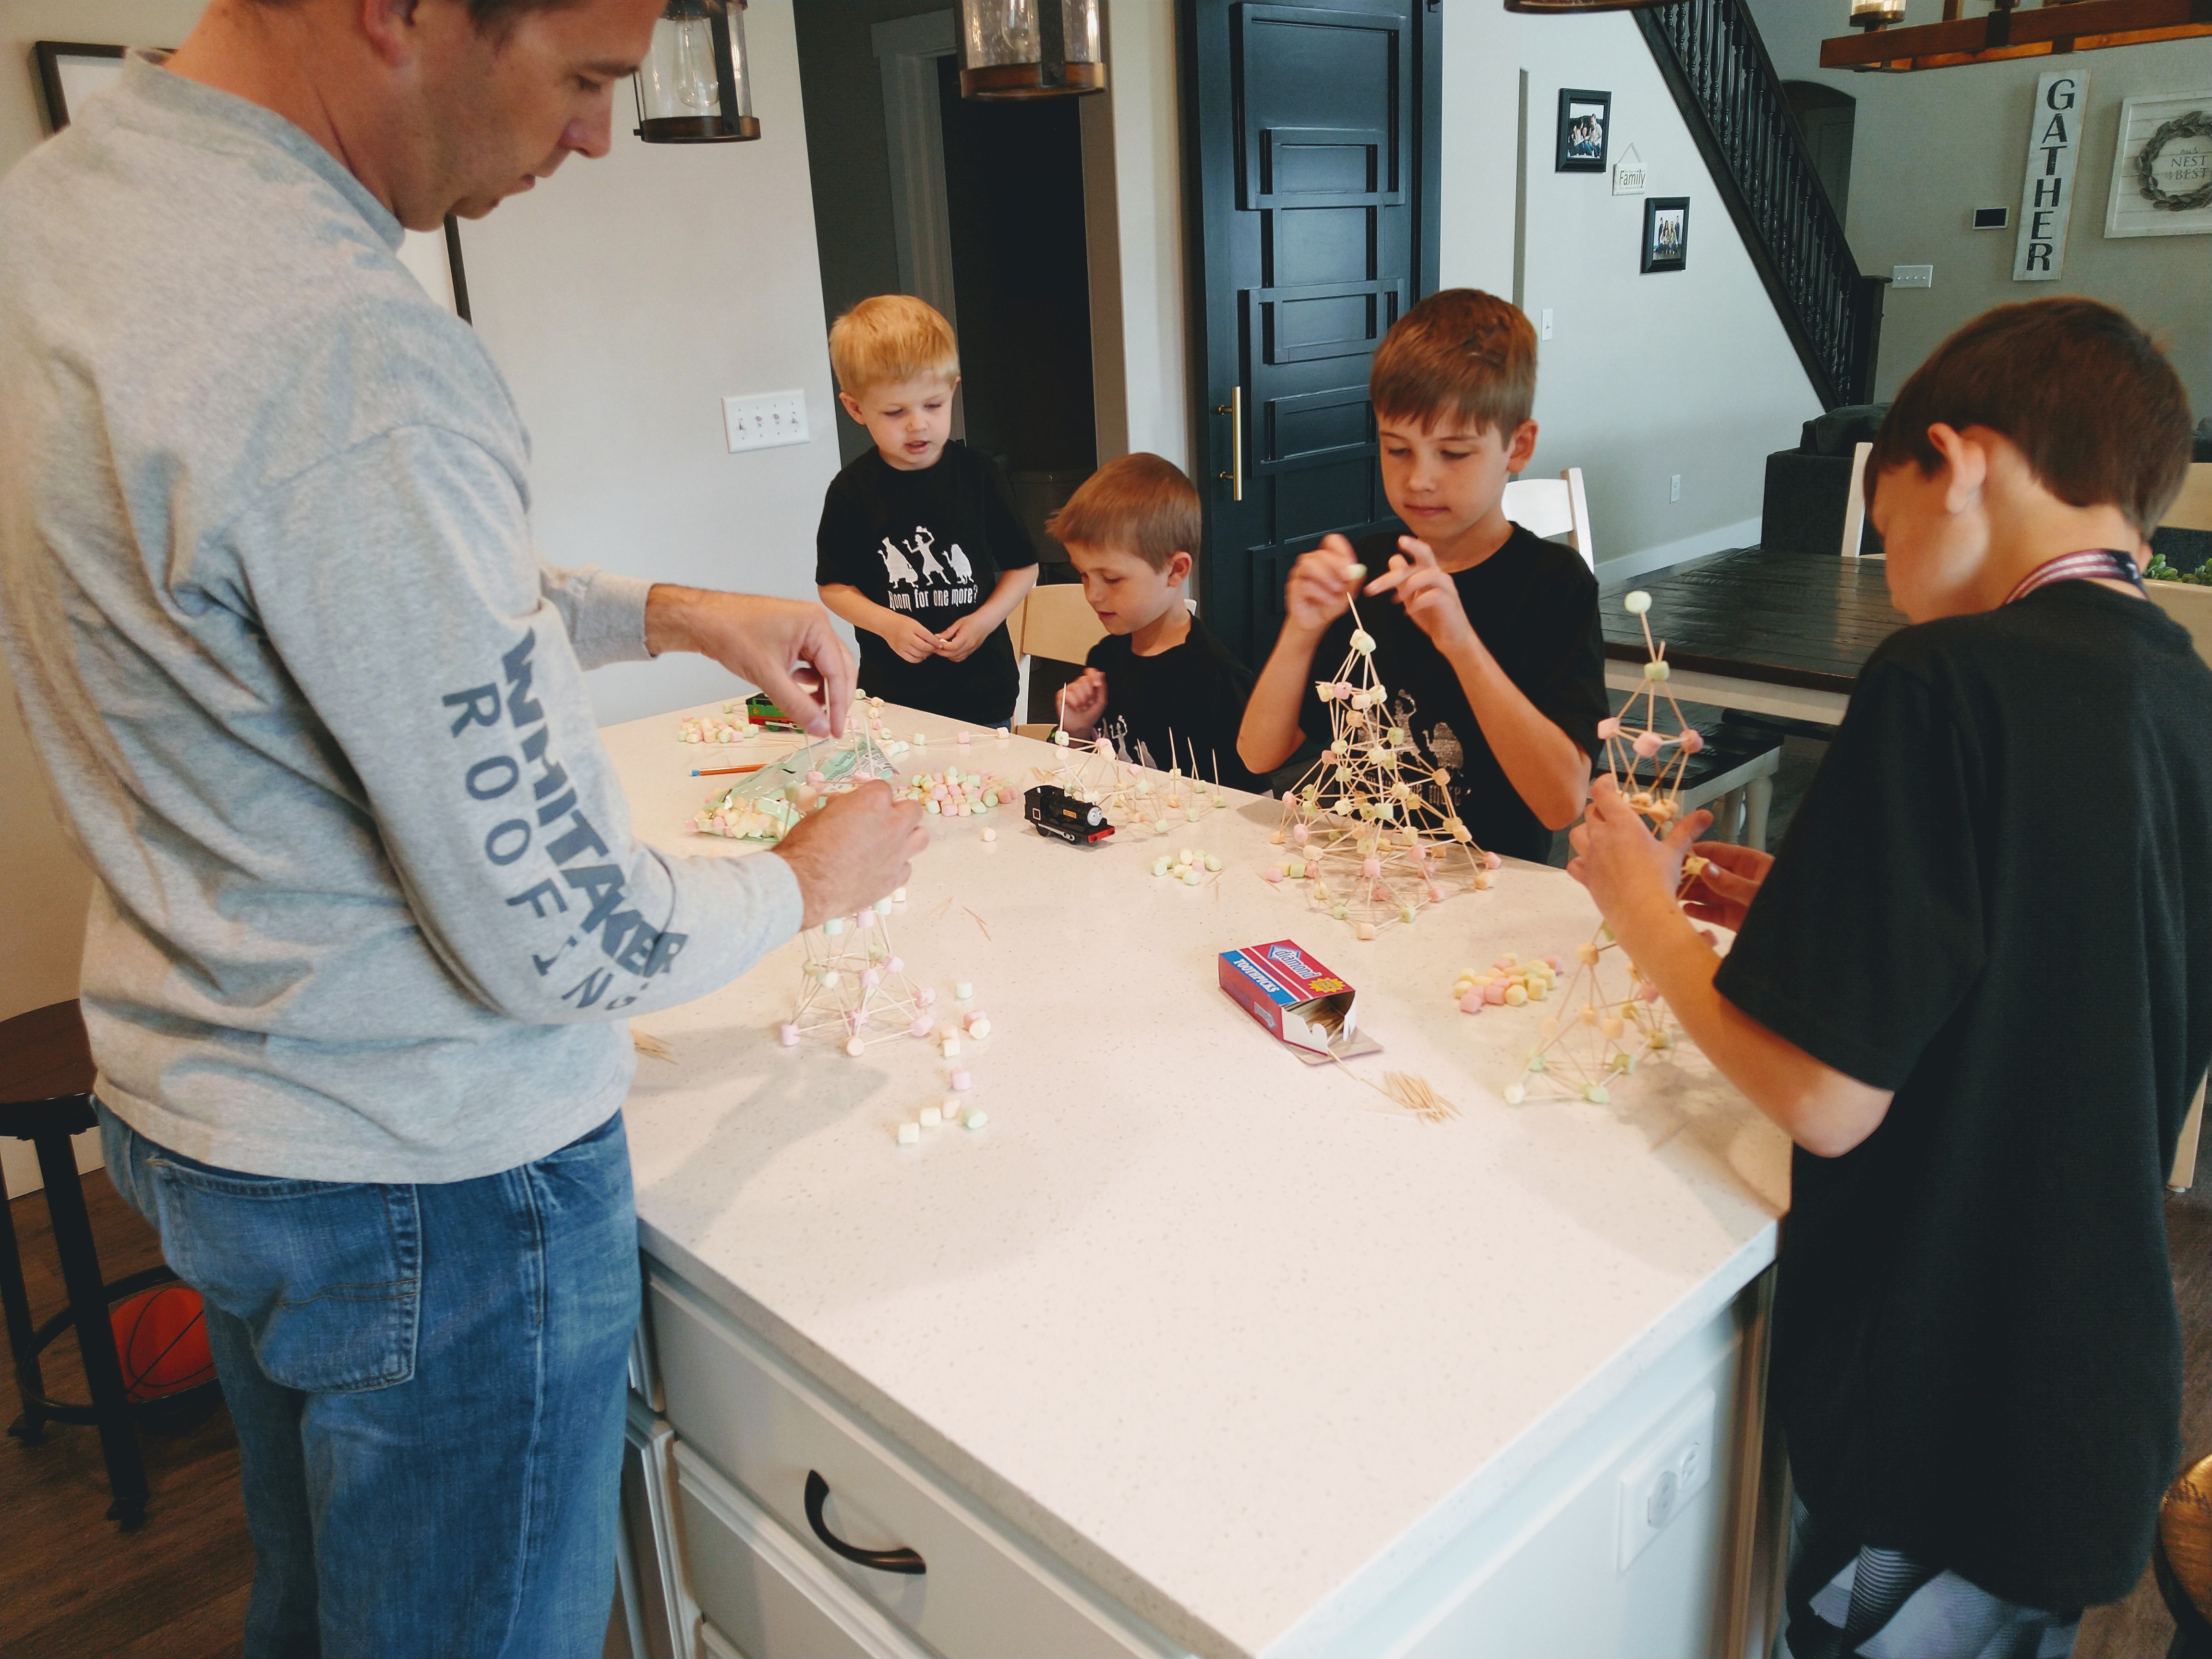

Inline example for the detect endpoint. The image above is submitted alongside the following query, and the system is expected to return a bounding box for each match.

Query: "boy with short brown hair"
[1237,289,1605,861]
[1571,296,2212,1656]
[816,295,1037,726]
[1052,452,1262,791]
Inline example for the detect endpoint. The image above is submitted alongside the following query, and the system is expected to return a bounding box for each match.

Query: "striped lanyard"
[2002,548,2144,606]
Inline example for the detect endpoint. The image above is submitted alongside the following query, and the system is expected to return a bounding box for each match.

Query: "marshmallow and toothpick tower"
[779,896,938,1055]
[1274,595,1498,940]
[1506,591,1708,1104]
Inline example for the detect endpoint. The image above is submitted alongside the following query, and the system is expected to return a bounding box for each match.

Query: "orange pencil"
[690,763,769,777]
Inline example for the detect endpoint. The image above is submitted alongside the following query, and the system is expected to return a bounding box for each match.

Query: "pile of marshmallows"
[898,764,1011,819]
[1151,847,1223,884]
[1452,952,1564,1014]
[677,712,751,745]
[898,986,992,1144]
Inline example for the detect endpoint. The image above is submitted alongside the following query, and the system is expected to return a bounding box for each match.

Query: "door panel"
[1185,0,1441,666]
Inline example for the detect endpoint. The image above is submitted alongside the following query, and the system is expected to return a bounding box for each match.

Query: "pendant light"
[633,0,758,144]
[1848,0,1907,27]
[957,0,1106,100]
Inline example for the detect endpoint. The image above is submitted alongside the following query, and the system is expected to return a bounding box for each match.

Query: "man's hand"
[1058,668,1107,734]
[770,781,929,928]
[933,612,995,662]
[1680,841,1771,933]
[1565,777,1705,922]
[647,587,855,737]
[1365,537,1474,657]
[883,613,944,665]
[1283,534,1363,636]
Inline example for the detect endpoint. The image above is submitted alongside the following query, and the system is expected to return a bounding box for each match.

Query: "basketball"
[109,1284,216,1401]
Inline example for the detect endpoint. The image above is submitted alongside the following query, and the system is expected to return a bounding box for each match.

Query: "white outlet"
[1669,474,1682,503]
[723,389,810,454]
[1617,1390,1715,1571]
[1540,308,1555,342]
[1892,264,1934,289]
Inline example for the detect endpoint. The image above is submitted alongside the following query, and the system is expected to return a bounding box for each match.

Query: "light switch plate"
[1540,308,1555,342]
[1617,1389,1716,1571]
[723,389,810,454]
[1892,264,1934,289]
[1669,473,1682,503]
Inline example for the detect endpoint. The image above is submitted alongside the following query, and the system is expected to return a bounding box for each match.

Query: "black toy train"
[1023,784,1115,846]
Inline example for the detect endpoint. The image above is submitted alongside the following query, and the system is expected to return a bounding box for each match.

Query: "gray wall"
[1747,0,2212,412]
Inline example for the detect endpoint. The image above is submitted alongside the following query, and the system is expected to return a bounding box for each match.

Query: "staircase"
[1635,0,1887,409]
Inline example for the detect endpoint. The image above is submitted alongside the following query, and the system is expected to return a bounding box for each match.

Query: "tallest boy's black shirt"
[1715,583,2212,1610]
[815,441,1036,725]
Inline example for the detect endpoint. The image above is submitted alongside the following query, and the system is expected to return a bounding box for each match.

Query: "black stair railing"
[1635,0,1887,409]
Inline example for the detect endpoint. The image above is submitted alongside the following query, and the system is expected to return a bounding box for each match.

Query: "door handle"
[1214,386,1243,502]
[804,1470,926,1575]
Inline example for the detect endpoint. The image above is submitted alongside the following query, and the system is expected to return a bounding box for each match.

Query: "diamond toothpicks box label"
[1218,941,1358,1056]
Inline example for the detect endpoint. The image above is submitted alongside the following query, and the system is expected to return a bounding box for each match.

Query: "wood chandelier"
[1821,0,2212,72]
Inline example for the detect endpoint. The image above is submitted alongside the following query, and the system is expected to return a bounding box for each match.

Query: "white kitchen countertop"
[610,703,1791,1659]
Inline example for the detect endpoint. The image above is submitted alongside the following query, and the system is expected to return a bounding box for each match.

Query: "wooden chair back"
[1008,584,1107,666]
[1501,468,1594,570]
[2164,463,2212,534]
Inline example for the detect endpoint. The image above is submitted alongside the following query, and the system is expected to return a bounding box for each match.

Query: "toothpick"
[963,905,992,941]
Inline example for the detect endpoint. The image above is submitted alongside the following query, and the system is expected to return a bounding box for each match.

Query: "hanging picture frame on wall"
[2105,90,2212,240]
[1641,196,1688,273]
[1556,88,1611,173]
[31,41,474,320]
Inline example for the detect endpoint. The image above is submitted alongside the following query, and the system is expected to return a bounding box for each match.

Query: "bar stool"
[0,999,209,1528]
[2157,1451,2212,1659]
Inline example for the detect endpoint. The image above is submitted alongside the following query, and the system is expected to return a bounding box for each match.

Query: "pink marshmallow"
[1681,729,1706,754]
[1633,731,1663,759]
[1361,857,1382,878]
[1641,982,1662,1003]
[778,1023,799,1046]
[1458,990,1485,1014]
[886,956,904,974]
[950,1069,972,1091]
[916,987,936,1007]
[1483,851,1502,869]
[1483,984,1506,1005]
[909,1015,934,1036]
[1597,716,1621,739]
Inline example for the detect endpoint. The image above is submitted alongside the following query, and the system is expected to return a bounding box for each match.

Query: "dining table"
[1600,547,1907,725]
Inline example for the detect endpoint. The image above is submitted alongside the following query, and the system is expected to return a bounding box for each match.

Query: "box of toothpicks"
[1218,940,1358,1057]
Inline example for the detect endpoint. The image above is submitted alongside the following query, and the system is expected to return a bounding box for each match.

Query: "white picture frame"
[2104,90,2212,240]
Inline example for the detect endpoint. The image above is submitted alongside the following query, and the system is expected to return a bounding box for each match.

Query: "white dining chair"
[1502,467,1595,571]
[1840,442,1873,559]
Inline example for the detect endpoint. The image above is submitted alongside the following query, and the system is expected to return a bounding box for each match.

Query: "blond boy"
[816,296,1037,725]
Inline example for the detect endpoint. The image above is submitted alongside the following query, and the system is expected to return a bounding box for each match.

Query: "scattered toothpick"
[963,905,992,941]
[1328,1051,1459,1123]
[633,1031,675,1063]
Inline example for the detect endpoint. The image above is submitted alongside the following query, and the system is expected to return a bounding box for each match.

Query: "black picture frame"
[1555,87,1611,173]
[32,41,125,131]
[1642,196,1689,273]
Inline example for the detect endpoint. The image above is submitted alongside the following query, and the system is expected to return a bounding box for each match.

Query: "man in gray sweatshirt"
[0,0,925,1651]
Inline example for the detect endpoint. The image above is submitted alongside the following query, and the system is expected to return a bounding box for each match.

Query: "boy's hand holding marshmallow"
[1058,667,1108,736]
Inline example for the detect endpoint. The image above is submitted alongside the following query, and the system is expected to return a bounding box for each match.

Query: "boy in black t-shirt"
[815,296,1037,726]
[1571,298,2212,1656]
[1051,454,1264,792]
[1237,289,1605,863]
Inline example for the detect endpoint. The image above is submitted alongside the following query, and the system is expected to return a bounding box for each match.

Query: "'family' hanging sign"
[2014,69,2088,282]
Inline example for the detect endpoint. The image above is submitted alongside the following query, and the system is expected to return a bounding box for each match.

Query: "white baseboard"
[1596,517,1763,586]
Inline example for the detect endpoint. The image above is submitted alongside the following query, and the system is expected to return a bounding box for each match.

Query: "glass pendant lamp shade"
[633,0,758,143]
[957,0,1106,100]
[1848,0,1907,26]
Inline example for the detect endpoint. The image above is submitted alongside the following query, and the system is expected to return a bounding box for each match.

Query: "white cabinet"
[626,1262,1783,1659]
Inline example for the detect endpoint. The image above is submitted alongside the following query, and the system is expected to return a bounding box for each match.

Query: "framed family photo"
[1556,88,1611,173]
[1642,196,1689,273]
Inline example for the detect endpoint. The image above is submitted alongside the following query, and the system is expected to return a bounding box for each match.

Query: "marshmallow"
[845,1036,866,1057]
[982,827,997,842]
[897,1122,921,1145]
[956,981,974,1001]
[1623,591,1652,615]
[778,1023,799,1046]
[963,1108,988,1129]
[950,1069,972,1091]
[919,1104,942,1128]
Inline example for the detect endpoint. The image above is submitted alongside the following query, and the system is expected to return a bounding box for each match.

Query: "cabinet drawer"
[674,1440,931,1659]
[650,1273,1171,1659]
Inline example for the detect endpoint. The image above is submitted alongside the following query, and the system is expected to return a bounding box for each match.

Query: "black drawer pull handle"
[804,1470,926,1575]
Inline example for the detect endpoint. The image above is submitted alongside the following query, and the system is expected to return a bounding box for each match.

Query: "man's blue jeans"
[99,1101,640,1659]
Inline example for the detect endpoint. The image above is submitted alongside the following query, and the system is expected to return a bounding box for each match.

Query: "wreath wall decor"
[2107,92,2212,239]
[2137,110,2212,213]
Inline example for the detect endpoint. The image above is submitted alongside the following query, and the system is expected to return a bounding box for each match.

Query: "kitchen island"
[606,705,1791,1659]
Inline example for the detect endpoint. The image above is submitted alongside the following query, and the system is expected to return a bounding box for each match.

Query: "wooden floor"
[1,1178,252,1659]
[3,1162,2203,1657]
